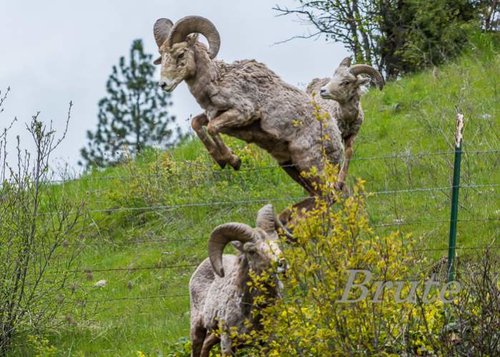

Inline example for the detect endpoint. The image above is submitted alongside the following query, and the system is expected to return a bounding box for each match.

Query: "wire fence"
[79,293,190,303]
[58,241,500,306]
[62,244,500,276]
[34,182,499,216]
[43,148,499,184]
[2,145,499,347]
[56,216,499,250]
[35,145,499,251]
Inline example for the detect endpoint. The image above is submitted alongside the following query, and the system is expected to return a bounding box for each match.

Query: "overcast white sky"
[0,0,347,173]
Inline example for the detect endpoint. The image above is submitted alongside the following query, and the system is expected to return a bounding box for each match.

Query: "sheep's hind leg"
[207,109,260,170]
[210,134,242,170]
[191,324,207,357]
[220,332,233,356]
[191,113,228,169]
[200,333,220,357]
[281,163,317,195]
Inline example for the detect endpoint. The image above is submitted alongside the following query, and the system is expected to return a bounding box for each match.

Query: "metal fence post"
[447,113,465,282]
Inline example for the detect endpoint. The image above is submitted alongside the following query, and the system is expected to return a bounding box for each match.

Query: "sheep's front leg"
[220,332,233,356]
[336,134,356,191]
[207,109,259,170]
[191,113,228,169]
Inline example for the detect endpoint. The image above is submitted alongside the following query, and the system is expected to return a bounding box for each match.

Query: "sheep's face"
[320,67,370,103]
[158,37,198,92]
[242,231,286,275]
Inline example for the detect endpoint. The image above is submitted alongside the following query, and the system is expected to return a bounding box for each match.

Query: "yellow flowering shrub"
[250,163,448,355]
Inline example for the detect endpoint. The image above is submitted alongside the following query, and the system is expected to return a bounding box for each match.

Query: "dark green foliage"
[276,0,494,79]
[79,39,181,168]
[474,0,500,31]
[381,0,477,78]
[275,1,379,65]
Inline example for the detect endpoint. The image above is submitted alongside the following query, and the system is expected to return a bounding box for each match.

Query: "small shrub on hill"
[245,163,498,355]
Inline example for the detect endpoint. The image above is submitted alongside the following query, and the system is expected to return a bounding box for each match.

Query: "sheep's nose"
[159,81,167,90]
[320,88,328,96]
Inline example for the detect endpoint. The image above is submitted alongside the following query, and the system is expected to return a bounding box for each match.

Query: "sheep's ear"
[231,241,244,252]
[356,76,371,87]
[243,242,257,254]
[153,57,162,65]
[186,33,199,46]
[339,57,352,68]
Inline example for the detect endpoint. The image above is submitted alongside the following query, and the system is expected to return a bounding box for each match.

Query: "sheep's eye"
[341,81,350,86]
[178,52,185,60]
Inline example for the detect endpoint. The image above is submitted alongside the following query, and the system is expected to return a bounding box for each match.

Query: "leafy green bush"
[0,105,85,354]
[234,163,498,356]
[249,165,444,355]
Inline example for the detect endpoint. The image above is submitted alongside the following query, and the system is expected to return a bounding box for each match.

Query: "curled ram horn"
[208,223,258,277]
[350,64,385,90]
[168,15,220,59]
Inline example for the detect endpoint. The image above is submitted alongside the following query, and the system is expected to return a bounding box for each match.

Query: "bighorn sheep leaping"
[307,57,384,190]
[189,204,285,356]
[153,16,344,196]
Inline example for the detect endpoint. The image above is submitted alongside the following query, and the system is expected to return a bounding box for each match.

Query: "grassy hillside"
[9,33,499,356]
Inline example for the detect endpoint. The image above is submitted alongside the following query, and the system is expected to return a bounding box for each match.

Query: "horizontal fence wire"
[60,244,500,304]
[56,217,499,248]
[41,149,500,184]
[373,217,499,228]
[34,183,499,217]
[74,294,190,304]
[54,243,500,275]
[69,263,199,273]
[46,244,499,307]
[411,245,500,253]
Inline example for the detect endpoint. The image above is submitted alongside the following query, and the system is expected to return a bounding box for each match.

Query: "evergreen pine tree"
[79,39,181,167]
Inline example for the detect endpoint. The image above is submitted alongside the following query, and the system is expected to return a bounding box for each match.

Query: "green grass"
[8,33,499,356]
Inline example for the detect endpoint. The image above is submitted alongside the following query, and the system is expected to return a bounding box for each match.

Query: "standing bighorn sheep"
[153,16,344,196]
[189,204,285,356]
[307,57,384,190]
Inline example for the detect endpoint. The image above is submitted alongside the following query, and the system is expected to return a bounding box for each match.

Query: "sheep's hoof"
[216,159,227,169]
[229,156,241,170]
[334,181,345,191]
[335,182,351,196]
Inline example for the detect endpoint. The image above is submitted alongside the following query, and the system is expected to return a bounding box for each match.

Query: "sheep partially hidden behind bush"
[189,204,285,356]
[153,16,343,196]
[307,57,385,190]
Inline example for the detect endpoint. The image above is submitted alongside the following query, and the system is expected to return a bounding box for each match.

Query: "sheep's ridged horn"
[208,223,257,277]
[154,18,174,47]
[350,64,385,90]
[168,16,221,59]
[339,57,352,67]
[256,204,276,234]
